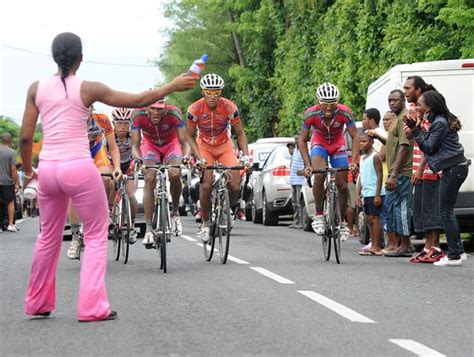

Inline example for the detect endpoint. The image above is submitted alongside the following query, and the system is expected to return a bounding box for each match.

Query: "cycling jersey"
[131,105,184,146]
[187,97,240,145]
[302,103,355,155]
[108,136,132,164]
[87,112,114,169]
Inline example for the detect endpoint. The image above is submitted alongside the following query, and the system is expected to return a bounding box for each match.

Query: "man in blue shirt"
[288,137,305,229]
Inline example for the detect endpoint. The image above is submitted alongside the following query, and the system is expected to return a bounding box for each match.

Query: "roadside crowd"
[286,76,469,266]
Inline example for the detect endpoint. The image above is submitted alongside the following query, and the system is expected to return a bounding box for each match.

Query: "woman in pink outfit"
[20,32,196,322]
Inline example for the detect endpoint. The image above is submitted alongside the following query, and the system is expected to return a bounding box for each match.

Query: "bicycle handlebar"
[203,165,245,170]
[142,164,184,170]
[306,167,350,188]
[100,173,135,180]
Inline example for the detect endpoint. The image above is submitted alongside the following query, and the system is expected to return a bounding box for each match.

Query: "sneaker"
[418,247,445,263]
[172,216,183,236]
[433,256,462,266]
[6,224,18,232]
[196,210,203,224]
[197,226,210,243]
[410,248,429,263]
[67,240,81,260]
[339,222,350,241]
[143,231,155,245]
[237,210,246,221]
[128,229,137,244]
[460,252,468,261]
[311,215,325,235]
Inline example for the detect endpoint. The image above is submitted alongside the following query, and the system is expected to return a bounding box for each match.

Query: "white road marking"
[389,339,445,357]
[297,290,375,323]
[181,234,197,242]
[250,267,295,284]
[227,255,249,264]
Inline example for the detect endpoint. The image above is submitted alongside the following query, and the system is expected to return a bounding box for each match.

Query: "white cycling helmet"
[111,107,133,122]
[200,73,224,90]
[316,82,340,103]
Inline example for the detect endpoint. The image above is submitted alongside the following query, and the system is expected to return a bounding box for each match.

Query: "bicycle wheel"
[112,195,121,261]
[322,190,331,261]
[121,195,131,264]
[159,194,168,273]
[203,189,217,262]
[218,189,231,264]
[332,194,342,264]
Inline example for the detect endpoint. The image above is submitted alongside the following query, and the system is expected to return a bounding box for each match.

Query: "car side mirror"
[253,162,261,171]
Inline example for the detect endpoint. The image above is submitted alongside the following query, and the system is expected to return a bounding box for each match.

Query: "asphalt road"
[1,217,472,356]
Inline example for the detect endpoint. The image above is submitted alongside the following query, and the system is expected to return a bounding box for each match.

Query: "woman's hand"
[22,171,37,189]
[171,74,198,92]
[403,114,417,129]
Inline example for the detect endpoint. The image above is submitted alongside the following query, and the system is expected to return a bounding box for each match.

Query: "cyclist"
[109,107,139,244]
[131,97,200,246]
[299,82,360,241]
[66,109,122,259]
[186,73,251,243]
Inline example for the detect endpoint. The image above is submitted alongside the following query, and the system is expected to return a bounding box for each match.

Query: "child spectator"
[356,133,385,255]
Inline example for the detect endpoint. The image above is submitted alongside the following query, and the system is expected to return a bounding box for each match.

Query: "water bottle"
[187,54,208,78]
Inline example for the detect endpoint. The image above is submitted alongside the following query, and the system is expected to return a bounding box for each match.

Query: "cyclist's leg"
[163,140,183,215]
[198,142,215,223]
[59,158,111,321]
[310,145,328,214]
[141,141,160,242]
[330,148,350,240]
[25,160,69,316]
[330,149,350,220]
[218,141,240,208]
[94,147,114,208]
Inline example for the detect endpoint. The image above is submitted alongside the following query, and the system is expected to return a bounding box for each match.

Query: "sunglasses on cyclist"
[203,89,222,96]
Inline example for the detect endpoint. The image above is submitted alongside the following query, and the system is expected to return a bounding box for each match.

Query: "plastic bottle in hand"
[187,54,208,78]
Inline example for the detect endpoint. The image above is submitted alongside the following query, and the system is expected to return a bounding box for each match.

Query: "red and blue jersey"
[131,105,184,146]
[302,103,355,153]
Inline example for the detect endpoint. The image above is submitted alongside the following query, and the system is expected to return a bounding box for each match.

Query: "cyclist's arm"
[80,74,196,108]
[298,127,311,168]
[19,81,40,178]
[347,124,360,164]
[131,129,142,160]
[185,124,202,161]
[176,126,201,160]
[232,121,249,156]
[105,133,121,173]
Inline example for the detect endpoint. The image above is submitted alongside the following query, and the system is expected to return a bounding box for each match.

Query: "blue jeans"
[439,164,469,260]
[384,175,412,236]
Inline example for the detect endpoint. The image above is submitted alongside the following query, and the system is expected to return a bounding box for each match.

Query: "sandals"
[359,250,383,256]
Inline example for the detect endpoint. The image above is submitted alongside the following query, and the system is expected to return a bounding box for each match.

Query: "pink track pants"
[24,158,111,321]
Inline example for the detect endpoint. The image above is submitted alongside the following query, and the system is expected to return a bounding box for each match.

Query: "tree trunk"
[228,11,246,67]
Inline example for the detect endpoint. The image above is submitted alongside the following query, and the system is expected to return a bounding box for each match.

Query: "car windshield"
[263,145,291,168]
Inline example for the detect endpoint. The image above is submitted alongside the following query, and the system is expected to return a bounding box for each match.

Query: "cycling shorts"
[199,140,238,167]
[310,145,348,168]
[141,138,182,164]
[94,146,111,169]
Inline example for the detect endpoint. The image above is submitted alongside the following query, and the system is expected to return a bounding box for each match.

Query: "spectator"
[402,76,444,263]
[356,132,385,255]
[0,133,19,232]
[288,137,305,229]
[363,108,386,153]
[377,90,414,257]
[404,90,470,266]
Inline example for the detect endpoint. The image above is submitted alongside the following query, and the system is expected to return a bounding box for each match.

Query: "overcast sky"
[0,0,172,124]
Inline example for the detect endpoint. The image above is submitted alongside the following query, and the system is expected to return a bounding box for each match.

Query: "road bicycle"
[102,170,137,264]
[307,167,349,264]
[142,163,184,273]
[202,164,244,264]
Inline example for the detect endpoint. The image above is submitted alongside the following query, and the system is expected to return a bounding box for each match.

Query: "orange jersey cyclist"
[299,82,360,241]
[186,73,251,243]
[131,97,200,246]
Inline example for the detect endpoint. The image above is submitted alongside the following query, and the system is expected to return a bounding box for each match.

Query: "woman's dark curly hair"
[421,90,462,132]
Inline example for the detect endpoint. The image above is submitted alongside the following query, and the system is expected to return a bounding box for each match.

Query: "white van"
[366,59,474,231]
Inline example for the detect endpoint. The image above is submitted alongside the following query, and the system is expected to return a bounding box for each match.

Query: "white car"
[245,137,294,220]
[252,144,293,225]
